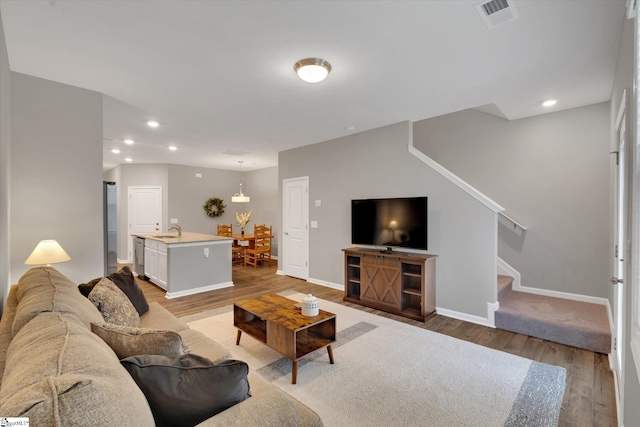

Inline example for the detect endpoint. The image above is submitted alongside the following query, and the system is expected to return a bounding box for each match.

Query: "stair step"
[497,275,513,300]
[495,291,611,354]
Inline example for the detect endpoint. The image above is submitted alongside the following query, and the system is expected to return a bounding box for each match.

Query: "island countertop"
[132,231,232,244]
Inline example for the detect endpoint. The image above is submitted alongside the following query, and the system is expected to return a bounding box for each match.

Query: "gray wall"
[10,72,103,284]
[279,121,498,318]
[610,15,640,426]
[413,103,611,298]
[167,164,242,236]
[105,163,278,261]
[0,11,10,309]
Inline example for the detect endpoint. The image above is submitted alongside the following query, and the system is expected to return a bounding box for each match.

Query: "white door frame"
[282,176,309,280]
[612,90,627,416]
[127,186,163,263]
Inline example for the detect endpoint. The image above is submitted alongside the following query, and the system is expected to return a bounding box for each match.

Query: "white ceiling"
[0,0,627,172]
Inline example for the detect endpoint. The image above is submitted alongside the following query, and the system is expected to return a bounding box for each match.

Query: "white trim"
[612,355,623,427]
[117,257,130,264]
[486,301,499,328]
[407,144,504,213]
[276,269,285,276]
[436,306,494,328]
[307,277,344,291]
[165,281,233,299]
[513,284,611,307]
[497,257,522,290]
[614,89,628,151]
[632,334,640,385]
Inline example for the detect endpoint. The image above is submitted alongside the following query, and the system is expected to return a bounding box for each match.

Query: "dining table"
[231,233,273,250]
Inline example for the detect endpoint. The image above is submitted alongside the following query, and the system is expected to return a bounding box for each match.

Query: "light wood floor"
[134,262,617,427]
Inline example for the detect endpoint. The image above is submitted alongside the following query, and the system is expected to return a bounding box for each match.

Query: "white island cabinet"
[134,232,233,298]
[144,239,168,289]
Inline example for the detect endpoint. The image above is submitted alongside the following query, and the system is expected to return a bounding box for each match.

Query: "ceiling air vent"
[476,0,519,29]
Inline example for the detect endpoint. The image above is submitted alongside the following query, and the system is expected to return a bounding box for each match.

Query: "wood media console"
[342,247,436,322]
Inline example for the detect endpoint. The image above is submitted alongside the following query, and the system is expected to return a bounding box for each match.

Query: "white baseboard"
[165,281,233,299]
[276,269,285,276]
[117,257,131,264]
[307,277,344,291]
[436,306,494,328]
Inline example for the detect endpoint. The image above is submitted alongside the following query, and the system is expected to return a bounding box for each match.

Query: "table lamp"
[24,240,71,266]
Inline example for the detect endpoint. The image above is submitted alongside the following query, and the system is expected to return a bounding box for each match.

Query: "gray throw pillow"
[88,278,140,327]
[121,354,251,427]
[91,322,188,359]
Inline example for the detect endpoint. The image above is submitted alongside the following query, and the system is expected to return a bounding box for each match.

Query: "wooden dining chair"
[217,224,245,265]
[244,224,272,268]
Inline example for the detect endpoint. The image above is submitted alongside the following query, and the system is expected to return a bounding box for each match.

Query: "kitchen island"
[132,232,233,299]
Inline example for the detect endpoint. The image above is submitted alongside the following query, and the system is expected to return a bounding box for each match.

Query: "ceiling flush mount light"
[25,239,71,266]
[124,139,135,145]
[147,120,159,128]
[168,145,177,151]
[294,58,332,83]
[542,100,557,107]
[125,157,133,162]
[232,161,250,203]
[111,149,120,154]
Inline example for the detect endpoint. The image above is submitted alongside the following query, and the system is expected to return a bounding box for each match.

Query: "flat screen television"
[351,196,428,251]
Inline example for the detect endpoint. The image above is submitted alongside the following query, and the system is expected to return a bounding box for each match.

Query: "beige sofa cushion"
[0,311,154,426]
[139,302,190,332]
[12,267,103,337]
[178,328,230,363]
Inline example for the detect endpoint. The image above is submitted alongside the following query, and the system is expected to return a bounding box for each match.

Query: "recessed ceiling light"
[168,145,177,151]
[124,139,134,145]
[125,157,133,162]
[294,58,332,83]
[147,120,159,128]
[111,149,120,154]
[542,100,557,107]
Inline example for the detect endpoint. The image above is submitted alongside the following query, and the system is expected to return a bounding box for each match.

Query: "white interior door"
[283,177,309,279]
[128,186,162,262]
[612,95,627,397]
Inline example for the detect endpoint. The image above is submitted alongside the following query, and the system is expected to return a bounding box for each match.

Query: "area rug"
[183,293,566,427]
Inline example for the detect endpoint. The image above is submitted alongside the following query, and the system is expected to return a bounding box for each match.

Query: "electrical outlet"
[204,248,209,258]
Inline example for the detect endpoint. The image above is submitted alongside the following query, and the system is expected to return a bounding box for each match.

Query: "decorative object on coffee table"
[301,294,319,317]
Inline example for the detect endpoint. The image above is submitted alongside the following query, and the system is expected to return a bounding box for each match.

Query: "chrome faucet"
[168,224,182,237]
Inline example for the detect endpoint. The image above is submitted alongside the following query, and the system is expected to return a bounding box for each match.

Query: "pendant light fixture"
[232,161,250,203]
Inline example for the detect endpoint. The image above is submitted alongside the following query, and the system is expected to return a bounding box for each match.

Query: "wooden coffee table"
[233,294,336,384]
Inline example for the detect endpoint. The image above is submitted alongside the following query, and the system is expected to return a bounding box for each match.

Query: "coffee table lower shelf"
[233,294,336,384]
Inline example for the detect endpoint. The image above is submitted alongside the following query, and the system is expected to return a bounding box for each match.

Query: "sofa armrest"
[194,389,323,427]
[0,285,18,382]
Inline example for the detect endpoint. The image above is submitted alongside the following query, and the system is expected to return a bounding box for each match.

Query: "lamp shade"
[232,182,250,203]
[25,240,71,266]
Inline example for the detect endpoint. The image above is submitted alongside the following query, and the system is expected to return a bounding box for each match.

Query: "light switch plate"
[315,200,321,207]
[311,221,318,228]
[170,218,179,224]
[195,173,202,178]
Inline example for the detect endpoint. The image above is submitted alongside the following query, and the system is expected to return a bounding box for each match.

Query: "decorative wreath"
[203,197,226,218]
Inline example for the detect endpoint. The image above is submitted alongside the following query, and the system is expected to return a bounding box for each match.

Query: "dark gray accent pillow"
[120,354,251,427]
[79,266,149,316]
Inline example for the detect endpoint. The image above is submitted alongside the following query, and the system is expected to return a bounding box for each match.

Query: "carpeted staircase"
[495,275,611,354]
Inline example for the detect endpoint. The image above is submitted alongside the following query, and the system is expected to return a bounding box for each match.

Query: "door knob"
[284,232,289,235]
[611,276,623,284]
